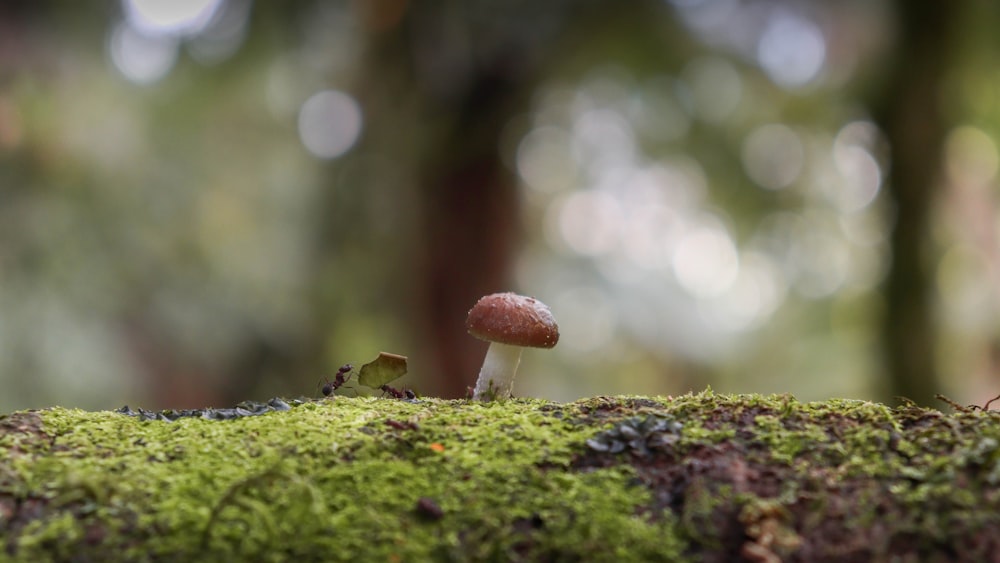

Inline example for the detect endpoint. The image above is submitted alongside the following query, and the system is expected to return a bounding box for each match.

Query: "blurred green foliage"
[2,0,1000,411]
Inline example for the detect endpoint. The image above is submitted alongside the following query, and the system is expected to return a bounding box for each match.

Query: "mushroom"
[466,292,559,400]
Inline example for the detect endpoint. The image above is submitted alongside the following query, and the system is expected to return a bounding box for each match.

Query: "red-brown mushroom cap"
[466,292,559,349]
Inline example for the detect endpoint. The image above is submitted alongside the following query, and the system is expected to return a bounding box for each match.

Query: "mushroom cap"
[466,292,559,348]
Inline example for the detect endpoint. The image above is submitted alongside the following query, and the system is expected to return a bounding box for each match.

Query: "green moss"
[1,398,682,561]
[2,391,1000,561]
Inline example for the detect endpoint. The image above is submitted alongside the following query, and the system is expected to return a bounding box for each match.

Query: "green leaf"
[358,352,408,388]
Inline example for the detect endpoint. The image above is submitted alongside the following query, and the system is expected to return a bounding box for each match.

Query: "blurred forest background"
[2,0,1000,411]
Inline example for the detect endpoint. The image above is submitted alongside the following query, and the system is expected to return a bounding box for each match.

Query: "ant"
[319,364,353,396]
[380,384,416,400]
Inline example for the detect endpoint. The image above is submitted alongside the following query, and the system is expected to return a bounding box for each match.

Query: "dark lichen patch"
[585,415,683,456]
[115,397,304,422]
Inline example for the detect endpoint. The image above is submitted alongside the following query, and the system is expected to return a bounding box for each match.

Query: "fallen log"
[2,391,999,561]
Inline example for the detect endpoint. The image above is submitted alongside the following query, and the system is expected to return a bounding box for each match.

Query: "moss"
[2,390,1000,561]
[1,398,682,561]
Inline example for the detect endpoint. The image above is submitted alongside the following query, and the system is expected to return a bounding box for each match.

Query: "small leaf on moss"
[358,352,408,388]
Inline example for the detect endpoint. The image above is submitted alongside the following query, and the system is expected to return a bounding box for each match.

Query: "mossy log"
[2,391,1000,561]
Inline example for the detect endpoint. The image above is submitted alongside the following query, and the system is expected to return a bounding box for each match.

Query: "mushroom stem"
[472,343,523,400]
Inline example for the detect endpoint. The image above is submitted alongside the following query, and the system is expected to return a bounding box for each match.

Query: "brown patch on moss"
[573,396,667,420]
[570,396,1000,562]
[0,412,49,456]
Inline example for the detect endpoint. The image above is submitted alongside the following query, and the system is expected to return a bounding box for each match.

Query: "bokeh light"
[516,127,578,194]
[298,90,364,160]
[945,125,999,184]
[187,0,251,64]
[756,12,826,89]
[110,0,245,84]
[109,21,179,84]
[124,0,223,37]
[555,190,623,257]
[741,124,805,190]
[671,218,740,298]
[681,57,742,123]
[830,121,883,213]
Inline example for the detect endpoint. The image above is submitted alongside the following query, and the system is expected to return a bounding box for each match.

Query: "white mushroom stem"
[472,343,523,400]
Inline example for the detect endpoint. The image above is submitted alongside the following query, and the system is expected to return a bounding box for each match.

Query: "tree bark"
[876,0,959,406]
[356,5,541,399]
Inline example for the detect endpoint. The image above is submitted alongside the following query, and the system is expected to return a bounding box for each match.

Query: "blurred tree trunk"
[875,0,959,406]
[418,117,521,399]
[356,1,676,398]
[357,6,528,398]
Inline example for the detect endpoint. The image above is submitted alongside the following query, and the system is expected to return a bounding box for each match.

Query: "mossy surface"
[1,391,1000,561]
